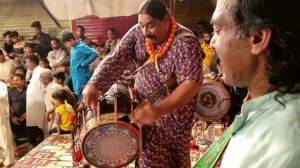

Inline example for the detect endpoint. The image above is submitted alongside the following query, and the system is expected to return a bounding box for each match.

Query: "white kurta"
[0,59,15,83]
[45,82,62,112]
[26,66,46,130]
[0,82,15,166]
[47,48,68,72]
[44,82,62,136]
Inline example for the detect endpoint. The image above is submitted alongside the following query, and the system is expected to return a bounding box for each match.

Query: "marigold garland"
[146,17,177,71]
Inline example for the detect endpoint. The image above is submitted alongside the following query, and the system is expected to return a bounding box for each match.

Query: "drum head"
[81,122,139,167]
[195,80,230,121]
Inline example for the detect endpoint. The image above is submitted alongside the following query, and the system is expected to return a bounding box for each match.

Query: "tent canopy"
[43,0,144,20]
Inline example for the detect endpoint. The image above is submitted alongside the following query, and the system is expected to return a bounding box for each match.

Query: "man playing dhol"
[83,0,202,167]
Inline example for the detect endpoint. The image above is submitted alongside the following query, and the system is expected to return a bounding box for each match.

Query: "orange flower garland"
[146,17,177,71]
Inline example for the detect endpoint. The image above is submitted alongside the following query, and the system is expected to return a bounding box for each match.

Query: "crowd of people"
[0,19,116,167]
[0,0,299,167]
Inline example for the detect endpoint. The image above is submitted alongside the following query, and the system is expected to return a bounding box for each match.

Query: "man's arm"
[19,113,26,121]
[54,111,61,135]
[31,35,40,45]
[52,50,68,67]
[45,107,56,121]
[31,40,40,45]
[134,80,201,126]
[80,46,98,67]
[39,34,51,48]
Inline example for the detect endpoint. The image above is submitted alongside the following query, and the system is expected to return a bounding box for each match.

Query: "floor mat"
[12,122,224,168]
[12,134,73,168]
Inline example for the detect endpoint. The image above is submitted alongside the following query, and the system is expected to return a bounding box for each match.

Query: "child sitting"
[49,90,74,135]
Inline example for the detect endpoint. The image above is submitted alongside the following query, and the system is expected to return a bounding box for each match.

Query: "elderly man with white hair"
[39,69,62,136]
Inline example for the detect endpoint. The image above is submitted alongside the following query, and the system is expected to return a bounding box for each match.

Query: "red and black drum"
[74,82,141,167]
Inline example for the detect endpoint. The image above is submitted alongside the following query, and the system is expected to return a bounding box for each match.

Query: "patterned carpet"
[12,135,73,168]
[12,121,224,168]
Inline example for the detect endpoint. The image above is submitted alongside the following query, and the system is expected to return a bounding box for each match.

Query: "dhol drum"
[79,82,141,168]
[195,79,231,122]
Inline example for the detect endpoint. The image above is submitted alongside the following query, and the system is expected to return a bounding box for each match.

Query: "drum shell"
[99,83,132,116]
[195,79,231,122]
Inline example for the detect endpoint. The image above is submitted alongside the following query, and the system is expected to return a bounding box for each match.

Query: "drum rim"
[80,120,140,167]
[85,113,128,125]
[194,79,231,122]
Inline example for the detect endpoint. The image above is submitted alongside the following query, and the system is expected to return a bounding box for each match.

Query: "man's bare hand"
[19,113,26,121]
[82,84,101,111]
[133,102,161,127]
[12,117,21,125]
[31,40,40,45]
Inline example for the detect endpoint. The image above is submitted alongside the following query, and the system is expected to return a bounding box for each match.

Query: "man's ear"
[249,28,272,55]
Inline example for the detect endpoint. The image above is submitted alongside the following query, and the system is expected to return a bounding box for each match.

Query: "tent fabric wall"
[72,15,138,45]
[43,0,144,20]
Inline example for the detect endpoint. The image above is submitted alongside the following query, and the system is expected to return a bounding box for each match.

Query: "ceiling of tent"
[42,0,145,20]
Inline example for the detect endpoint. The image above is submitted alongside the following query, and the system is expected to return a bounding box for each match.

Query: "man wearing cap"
[30,21,52,58]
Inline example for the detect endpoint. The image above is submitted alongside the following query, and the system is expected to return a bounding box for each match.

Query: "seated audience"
[0,50,15,84]
[47,38,68,71]
[10,31,25,58]
[39,57,51,69]
[8,66,26,87]
[105,27,121,51]
[2,31,14,58]
[59,61,73,92]
[22,46,37,82]
[22,43,35,68]
[74,25,92,46]
[14,66,26,76]
[90,46,107,71]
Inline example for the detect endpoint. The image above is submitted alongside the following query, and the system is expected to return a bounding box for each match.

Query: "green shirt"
[221,91,300,168]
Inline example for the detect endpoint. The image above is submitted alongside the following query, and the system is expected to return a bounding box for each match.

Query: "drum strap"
[146,75,177,104]
[127,27,198,79]
[193,122,234,168]
[130,30,197,119]
[130,75,177,120]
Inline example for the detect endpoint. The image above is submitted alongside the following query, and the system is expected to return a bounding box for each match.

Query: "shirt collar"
[233,91,281,133]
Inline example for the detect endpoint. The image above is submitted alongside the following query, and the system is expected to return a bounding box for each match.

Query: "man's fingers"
[83,95,89,105]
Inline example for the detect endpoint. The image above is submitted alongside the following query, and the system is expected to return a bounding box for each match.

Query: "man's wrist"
[152,101,172,118]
